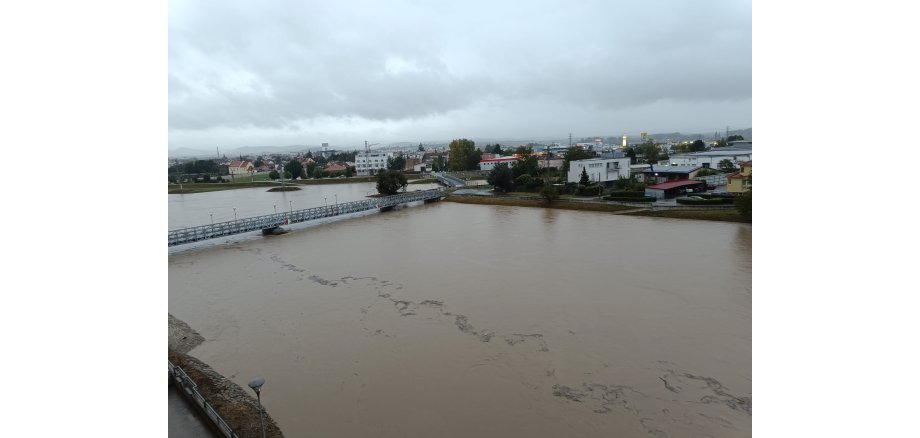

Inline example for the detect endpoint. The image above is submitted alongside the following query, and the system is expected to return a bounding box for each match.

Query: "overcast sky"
[168,0,751,151]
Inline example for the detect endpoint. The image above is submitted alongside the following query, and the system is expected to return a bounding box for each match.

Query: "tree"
[561,146,595,175]
[448,138,477,171]
[487,163,514,193]
[376,170,408,195]
[514,145,534,156]
[718,159,738,173]
[579,167,591,185]
[254,156,264,167]
[735,188,751,221]
[727,135,745,142]
[689,140,707,152]
[540,183,560,202]
[387,154,407,171]
[623,147,637,164]
[344,165,355,177]
[635,141,665,164]
[512,155,540,179]
[432,156,446,172]
[418,143,424,152]
[284,159,305,180]
[269,170,280,180]
[492,144,503,156]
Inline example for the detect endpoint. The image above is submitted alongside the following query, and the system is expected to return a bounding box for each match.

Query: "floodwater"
[169,195,752,437]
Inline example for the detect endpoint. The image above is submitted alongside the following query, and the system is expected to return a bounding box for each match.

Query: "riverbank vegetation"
[168,174,433,194]
[445,194,634,213]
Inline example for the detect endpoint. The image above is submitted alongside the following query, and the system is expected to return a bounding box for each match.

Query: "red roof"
[646,180,706,190]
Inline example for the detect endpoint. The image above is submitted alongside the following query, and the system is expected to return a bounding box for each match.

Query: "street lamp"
[289,200,293,215]
[233,208,237,221]
[273,205,277,215]
[247,378,267,438]
[324,197,327,207]
[210,213,213,225]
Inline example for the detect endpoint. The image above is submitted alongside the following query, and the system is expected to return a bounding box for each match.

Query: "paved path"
[169,382,218,438]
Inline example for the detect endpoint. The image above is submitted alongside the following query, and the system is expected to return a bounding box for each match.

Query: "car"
[685,196,705,201]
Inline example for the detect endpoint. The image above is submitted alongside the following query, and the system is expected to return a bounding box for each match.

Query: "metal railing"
[169,361,240,438]
[433,172,466,187]
[168,189,445,246]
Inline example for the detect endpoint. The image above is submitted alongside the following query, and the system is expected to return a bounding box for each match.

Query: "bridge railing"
[169,360,240,438]
[169,189,445,246]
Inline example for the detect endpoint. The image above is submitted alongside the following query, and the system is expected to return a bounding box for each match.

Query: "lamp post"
[210,214,213,225]
[273,205,277,215]
[324,197,327,208]
[289,200,293,215]
[247,378,267,438]
[334,194,338,212]
[233,208,237,221]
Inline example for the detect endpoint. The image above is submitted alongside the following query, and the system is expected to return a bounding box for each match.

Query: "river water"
[169,183,752,437]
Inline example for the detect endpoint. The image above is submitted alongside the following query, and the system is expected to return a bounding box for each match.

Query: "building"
[642,165,704,185]
[228,160,254,177]
[479,156,520,171]
[567,157,631,184]
[727,161,752,193]
[355,151,394,176]
[645,180,707,199]
[668,144,752,169]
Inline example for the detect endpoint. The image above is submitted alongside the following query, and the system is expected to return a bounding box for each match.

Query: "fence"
[169,361,240,438]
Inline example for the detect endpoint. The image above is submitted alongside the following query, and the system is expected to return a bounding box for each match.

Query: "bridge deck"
[168,189,444,247]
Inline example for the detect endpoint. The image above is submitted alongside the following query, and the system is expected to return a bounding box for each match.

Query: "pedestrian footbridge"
[168,188,445,247]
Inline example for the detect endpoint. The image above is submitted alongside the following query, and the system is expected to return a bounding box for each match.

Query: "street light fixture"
[233,208,237,221]
[247,377,267,438]
[210,213,213,225]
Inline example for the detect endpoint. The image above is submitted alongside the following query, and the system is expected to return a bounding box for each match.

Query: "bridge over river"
[168,188,445,247]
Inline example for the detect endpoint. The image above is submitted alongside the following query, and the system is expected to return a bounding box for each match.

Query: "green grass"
[445,194,634,213]
[622,209,750,223]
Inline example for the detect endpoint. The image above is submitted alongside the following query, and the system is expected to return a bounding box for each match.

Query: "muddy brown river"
[169,200,751,437]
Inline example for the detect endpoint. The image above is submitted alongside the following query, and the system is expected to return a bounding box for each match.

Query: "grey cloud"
[169,0,751,147]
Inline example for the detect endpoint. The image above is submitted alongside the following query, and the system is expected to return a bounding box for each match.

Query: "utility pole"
[175,159,183,191]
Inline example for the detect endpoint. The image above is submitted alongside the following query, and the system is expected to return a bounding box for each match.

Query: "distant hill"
[168,128,753,158]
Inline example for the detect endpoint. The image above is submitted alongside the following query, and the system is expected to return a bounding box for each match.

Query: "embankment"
[169,314,284,438]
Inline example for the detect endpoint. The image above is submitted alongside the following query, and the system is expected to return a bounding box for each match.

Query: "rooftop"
[645,165,702,173]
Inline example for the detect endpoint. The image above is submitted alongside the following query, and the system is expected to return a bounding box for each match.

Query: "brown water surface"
[169,201,751,437]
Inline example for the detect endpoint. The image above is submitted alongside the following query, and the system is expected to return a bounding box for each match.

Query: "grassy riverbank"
[445,194,635,213]
[621,209,750,223]
[169,175,433,194]
[446,193,750,223]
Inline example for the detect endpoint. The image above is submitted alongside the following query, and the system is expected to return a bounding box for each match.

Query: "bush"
[540,184,560,202]
[606,191,647,198]
[735,191,752,220]
[676,197,731,205]
[605,196,655,202]
[575,185,604,196]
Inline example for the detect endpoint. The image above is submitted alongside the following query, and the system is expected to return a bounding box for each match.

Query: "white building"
[355,151,394,176]
[668,146,752,169]
[479,156,520,171]
[567,157,631,184]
